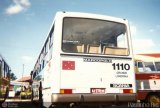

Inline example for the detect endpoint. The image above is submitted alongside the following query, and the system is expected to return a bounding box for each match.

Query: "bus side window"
[49,24,54,60]
[135,61,138,73]
[49,25,54,48]
[144,62,156,72]
[155,62,160,71]
[33,72,36,79]
[137,62,144,72]
[0,61,1,77]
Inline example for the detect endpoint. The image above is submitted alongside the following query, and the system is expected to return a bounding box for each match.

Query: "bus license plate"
[91,88,105,94]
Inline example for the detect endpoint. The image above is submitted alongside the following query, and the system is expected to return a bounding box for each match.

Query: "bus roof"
[135,54,160,62]
[55,11,128,24]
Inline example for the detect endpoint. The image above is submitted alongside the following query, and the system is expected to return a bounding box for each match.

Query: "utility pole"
[22,64,24,79]
[20,64,24,100]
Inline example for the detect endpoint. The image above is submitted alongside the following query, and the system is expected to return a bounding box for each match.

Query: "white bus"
[0,54,11,103]
[31,11,136,107]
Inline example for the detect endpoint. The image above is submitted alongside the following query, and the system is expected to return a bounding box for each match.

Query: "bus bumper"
[51,93,136,103]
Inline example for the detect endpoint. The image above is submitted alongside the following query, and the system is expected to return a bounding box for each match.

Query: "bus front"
[53,12,136,104]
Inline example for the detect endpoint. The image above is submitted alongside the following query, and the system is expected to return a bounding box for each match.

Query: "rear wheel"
[4,87,9,101]
[31,89,33,102]
[0,86,9,107]
[39,81,43,107]
[146,94,160,107]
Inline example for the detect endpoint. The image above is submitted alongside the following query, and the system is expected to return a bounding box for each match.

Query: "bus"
[0,54,11,103]
[31,11,136,107]
[135,54,160,105]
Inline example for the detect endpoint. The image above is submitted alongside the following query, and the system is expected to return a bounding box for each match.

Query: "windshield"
[62,17,129,55]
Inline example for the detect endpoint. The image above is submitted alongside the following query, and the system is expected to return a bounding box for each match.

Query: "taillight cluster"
[123,89,133,93]
[60,89,73,94]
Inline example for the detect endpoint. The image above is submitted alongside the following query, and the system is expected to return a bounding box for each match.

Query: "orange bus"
[135,54,160,105]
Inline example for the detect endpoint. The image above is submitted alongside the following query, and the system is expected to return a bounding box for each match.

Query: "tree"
[10,72,17,81]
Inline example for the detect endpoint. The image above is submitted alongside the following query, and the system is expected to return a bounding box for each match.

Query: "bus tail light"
[60,89,73,94]
[123,89,133,93]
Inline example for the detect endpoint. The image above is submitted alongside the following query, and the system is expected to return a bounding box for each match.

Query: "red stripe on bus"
[135,73,160,80]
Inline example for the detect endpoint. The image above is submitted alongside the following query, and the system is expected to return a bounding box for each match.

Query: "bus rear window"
[62,17,129,56]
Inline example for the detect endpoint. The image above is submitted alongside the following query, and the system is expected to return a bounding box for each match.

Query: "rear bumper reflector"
[62,61,75,70]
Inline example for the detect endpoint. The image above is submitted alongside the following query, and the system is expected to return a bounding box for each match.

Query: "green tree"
[10,72,17,81]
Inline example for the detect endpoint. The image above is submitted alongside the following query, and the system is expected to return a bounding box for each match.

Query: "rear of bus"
[52,12,136,104]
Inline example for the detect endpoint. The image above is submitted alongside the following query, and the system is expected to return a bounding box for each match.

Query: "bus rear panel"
[51,12,136,103]
[31,12,136,107]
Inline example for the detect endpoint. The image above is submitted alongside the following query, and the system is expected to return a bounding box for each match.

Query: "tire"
[39,81,43,107]
[0,87,9,107]
[31,89,33,102]
[5,87,9,100]
[146,94,160,107]
[2,86,9,102]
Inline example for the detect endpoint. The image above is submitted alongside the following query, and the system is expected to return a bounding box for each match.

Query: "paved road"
[2,99,141,108]
[2,100,129,108]
[2,99,159,108]
[2,99,36,108]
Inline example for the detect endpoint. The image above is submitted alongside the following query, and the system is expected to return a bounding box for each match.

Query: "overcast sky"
[0,0,160,78]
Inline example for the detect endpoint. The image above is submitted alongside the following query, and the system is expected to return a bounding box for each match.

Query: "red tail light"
[60,89,72,94]
[123,89,133,93]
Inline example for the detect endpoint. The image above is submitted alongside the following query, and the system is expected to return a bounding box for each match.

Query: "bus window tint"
[155,62,160,71]
[49,25,54,48]
[137,62,144,72]
[144,62,156,72]
[49,25,54,60]
[62,17,128,55]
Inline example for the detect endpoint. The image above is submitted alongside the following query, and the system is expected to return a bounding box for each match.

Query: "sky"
[0,0,160,78]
